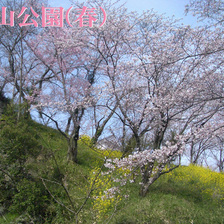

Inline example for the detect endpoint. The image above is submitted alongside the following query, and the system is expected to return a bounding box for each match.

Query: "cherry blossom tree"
[5,0,223,194]
[210,136,224,172]
[28,0,135,162]
[27,26,92,162]
[100,7,224,196]
[0,0,51,120]
[183,0,224,167]
[185,0,224,25]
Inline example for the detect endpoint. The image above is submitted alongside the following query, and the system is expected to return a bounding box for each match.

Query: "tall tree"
[102,8,224,196]
[0,0,51,119]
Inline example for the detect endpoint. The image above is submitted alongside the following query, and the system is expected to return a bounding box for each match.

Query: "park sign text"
[0,6,106,28]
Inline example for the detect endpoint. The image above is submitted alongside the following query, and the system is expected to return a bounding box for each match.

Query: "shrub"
[0,105,53,222]
[10,179,50,223]
[89,167,122,222]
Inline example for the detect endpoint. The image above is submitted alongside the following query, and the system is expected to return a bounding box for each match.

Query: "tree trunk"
[121,134,136,158]
[91,127,104,146]
[67,138,78,163]
[139,163,154,197]
[140,175,159,197]
[91,102,118,146]
[67,125,80,163]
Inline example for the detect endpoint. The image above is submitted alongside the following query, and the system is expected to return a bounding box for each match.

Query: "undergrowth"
[0,108,224,223]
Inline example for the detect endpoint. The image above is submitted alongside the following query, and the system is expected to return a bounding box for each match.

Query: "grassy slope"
[1,121,224,224]
[112,175,224,224]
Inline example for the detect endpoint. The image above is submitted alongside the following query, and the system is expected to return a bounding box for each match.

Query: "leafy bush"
[0,105,53,222]
[10,179,50,223]
[89,167,122,222]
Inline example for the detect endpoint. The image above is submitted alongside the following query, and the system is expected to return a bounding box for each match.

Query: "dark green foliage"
[0,104,52,223]
[10,179,50,223]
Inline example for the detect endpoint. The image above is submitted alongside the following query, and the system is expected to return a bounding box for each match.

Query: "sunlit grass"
[2,121,224,223]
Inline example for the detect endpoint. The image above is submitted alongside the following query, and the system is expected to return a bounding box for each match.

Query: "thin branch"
[40,177,76,215]
[41,112,69,140]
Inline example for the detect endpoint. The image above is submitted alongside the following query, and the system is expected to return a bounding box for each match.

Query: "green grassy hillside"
[0,113,224,223]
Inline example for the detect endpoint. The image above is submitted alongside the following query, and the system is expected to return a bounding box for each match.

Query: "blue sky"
[48,0,198,26]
